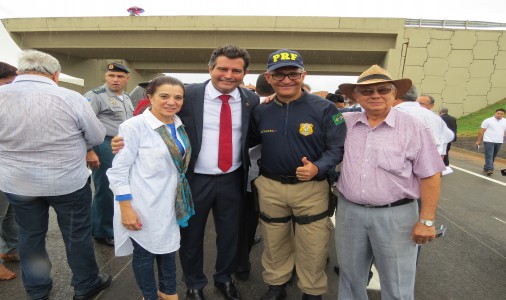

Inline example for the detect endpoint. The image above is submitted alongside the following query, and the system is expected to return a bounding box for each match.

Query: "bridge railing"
[405,19,506,30]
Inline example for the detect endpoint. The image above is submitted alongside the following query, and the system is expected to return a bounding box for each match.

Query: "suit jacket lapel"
[239,88,252,151]
[192,81,208,151]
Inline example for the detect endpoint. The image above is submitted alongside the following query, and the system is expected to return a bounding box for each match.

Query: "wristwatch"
[419,219,434,227]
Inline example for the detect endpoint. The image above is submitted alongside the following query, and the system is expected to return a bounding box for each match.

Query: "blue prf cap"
[106,62,130,73]
[267,49,304,72]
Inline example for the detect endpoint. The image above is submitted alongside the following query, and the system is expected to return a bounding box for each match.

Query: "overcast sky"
[1,0,503,91]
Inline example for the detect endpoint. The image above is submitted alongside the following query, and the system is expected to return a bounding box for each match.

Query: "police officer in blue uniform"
[250,50,346,300]
[85,62,134,246]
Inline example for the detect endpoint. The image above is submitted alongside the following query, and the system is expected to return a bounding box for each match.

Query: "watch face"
[424,220,434,226]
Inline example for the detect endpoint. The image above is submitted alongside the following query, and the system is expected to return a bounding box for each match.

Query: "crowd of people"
[0,45,504,300]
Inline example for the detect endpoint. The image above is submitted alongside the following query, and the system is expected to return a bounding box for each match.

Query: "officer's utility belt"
[352,198,413,208]
[259,210,328,225]
[260,170,325,185]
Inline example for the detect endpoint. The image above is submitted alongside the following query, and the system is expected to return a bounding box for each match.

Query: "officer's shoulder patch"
[332,112,345,126]
[92,87,106,94]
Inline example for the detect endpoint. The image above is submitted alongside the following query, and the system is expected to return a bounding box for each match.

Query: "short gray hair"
[439,107,449,114]
[400,85,418,102]
[17,50,61,75]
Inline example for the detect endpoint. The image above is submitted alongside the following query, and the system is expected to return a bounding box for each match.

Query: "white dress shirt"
[481,116,506,143]
[194,82,242,174]
[0,74,106,196]
[107,109,183,256]
[395,102,454,155]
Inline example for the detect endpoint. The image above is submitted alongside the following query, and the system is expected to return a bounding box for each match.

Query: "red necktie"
[218,95,232,172]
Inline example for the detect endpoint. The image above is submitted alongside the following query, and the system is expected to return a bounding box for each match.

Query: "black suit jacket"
[441,113,457,142]
[178,80,260,185]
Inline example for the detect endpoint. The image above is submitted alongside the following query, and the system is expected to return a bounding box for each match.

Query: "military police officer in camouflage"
[85,62,134,247]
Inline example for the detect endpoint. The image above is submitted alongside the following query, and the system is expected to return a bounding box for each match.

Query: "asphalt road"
[1,147,505,299]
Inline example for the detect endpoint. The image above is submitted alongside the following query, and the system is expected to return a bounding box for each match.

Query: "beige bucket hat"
[339,65,412,100]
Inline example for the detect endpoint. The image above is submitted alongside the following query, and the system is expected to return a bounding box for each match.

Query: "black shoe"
[214,280,240,300]
[260,285,287,300]
[94,237,114,247]
[186,289,205,300]
[301,293,322,300]
[73,273,112,300]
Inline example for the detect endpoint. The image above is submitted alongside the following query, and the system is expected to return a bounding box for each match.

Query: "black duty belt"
[260,170,323,184]
[354,198,414,208]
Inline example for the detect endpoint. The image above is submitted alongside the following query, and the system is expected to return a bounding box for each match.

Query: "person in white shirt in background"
[394,86,454,158]
[475,108,506,176]
[107,76,193,300]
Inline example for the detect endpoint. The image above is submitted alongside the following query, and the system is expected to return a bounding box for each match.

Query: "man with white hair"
[0,50,111,300]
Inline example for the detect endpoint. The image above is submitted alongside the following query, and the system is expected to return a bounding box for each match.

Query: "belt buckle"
[280,175,297,184]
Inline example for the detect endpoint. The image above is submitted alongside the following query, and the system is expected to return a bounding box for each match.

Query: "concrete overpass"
[2,16,506,116]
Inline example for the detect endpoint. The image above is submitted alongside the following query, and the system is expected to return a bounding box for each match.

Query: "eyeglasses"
[354,86,394,96]
[269,72,303,81]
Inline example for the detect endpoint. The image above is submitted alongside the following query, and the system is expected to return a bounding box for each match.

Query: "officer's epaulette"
[92,87,106,94]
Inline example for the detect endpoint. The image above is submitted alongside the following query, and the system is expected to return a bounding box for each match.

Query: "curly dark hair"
[208,44,250,71]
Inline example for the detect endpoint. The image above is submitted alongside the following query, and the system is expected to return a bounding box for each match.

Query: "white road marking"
[493,217,506,225]
[368,265,381,290]
[450,165,506,186]
[437,208,506,260]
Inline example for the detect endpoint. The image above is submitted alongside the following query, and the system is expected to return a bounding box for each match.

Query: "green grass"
[457,98,506,137]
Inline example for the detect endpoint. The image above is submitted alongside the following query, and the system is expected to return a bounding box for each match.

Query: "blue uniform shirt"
[250,91,346,180]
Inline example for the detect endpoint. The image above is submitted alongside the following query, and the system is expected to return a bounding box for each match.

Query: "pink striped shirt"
[338,109,445,206]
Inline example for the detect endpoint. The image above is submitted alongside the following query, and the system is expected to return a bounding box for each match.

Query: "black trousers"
[180,168,244,289]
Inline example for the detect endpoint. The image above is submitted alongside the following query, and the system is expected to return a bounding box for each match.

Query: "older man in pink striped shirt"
[335,65,445,300]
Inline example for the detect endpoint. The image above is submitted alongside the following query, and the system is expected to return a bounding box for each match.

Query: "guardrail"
[405,19,506,30]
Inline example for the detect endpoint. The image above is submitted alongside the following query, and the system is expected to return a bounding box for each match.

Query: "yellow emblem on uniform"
[108,64,114,70]
[299,123,313,136]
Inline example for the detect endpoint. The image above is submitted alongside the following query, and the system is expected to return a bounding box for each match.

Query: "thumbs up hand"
[295,156,319,181]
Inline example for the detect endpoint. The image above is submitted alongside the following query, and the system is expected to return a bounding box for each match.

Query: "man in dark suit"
[439,107,457,166]
[113,45,259,300]
[178,45,259,300]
